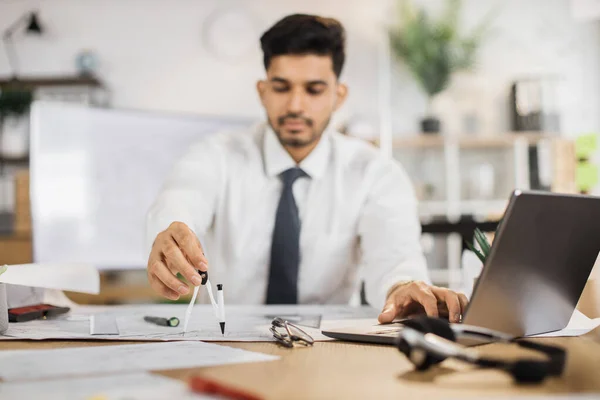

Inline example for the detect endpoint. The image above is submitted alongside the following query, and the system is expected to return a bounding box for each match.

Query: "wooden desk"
[2,328,600,399]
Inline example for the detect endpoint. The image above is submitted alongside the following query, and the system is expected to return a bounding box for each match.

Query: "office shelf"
[419,199,508,217]
[392,132,576,288]
[390,132,558,149]
[0,155,29,164]
[459,200,508,217]
[0,75,104,89]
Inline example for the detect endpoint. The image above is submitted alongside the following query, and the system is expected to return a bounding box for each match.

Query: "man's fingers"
[385,282,471,323]
[169,222,208,272]
[162,238,203,286]
[146,222,210,299]
[151,259,190,296]
[150,276,181,301]
[458,293,469,315]
[148,262,182,300]
[410,284,439,318]
[433,288,461,323]
[378,301,398,324]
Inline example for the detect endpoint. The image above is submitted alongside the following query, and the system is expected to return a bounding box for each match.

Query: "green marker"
[144,316,180,327]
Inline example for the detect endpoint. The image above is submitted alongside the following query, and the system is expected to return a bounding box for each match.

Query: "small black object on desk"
[8,304,70,323]
[144,316,180,327]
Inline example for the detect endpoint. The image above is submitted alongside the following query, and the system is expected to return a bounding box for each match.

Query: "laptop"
[322,190,600,344]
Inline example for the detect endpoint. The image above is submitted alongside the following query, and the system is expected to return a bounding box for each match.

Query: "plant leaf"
[474,228,491,257]
[0,265,7,277]
[466,241,487,264]
[473,229,488,255]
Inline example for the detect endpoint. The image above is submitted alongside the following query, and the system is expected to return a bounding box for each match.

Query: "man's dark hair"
[260,14,346,78]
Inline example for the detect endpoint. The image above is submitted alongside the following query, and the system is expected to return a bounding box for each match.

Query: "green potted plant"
[0,88,33,158]
[0,89,33,117]
[389,0,490,134]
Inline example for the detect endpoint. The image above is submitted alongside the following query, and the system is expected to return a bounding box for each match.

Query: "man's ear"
[256,80,267,106]
[334,83,348,111]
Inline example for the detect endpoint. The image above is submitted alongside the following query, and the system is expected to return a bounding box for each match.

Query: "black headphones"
[395,316,566,383]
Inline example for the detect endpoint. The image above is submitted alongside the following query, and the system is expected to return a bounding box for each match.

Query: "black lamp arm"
[2,12,35,40]
[1,11,38,79]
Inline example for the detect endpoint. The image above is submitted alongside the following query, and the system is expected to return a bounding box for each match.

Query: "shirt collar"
[263,125,331,180]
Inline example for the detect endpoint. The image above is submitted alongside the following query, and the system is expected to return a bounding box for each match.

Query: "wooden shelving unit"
[0,74,109,247]
[389,132,559,149]
[0,75,104,89]
[0,155,29,164]
[386,132,576,289]
[0,170,31,264]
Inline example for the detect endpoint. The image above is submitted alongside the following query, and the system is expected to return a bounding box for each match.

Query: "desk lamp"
[2,11,44,79]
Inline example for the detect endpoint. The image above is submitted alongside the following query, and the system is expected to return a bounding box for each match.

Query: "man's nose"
[286,88,305,114]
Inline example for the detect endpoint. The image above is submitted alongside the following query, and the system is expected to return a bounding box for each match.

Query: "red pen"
[188,376,263,400]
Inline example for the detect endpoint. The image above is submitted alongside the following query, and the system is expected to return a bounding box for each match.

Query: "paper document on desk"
[446,394,600,399]
[0,263,99,294]
[0,341,278,381]
[0,372,213,400]
[0,304,378,342]
[528,309,600,338]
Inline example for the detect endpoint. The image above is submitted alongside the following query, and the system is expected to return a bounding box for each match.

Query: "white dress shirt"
[147,124,430,310]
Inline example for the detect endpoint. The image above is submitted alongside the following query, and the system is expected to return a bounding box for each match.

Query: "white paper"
[90,314,119,335]
[0,263,99,294]
[0,304,378,342]
[0,372,215,400]
[446,394,600,400]
[528,309,600,338]
[0,340,278,381]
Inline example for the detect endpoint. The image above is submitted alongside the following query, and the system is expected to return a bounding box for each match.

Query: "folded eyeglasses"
[270,317,314,348]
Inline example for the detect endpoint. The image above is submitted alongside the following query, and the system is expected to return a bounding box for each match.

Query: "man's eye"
[307,87,324,95]
[273,86,289,93]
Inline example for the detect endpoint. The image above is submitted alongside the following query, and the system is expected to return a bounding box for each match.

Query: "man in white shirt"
[146,14,468,323]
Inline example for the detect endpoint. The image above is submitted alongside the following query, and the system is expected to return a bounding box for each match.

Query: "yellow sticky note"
[575,134,598,159]
[576,162,598,191]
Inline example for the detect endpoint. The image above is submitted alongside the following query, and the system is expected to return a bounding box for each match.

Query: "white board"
[30,101,252,269]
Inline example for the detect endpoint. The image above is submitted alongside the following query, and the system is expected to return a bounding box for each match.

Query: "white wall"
[0,0,389,130]
[1,0,599,138]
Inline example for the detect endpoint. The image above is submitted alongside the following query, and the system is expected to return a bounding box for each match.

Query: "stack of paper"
[0,341,278,381]
[0,304,378,342]
[0,372,214,400]
[0,263,99,294]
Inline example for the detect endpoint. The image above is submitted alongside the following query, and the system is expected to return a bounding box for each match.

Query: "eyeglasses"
[270,317,314,348]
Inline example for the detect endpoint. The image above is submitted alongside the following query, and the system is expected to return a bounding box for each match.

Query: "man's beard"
[269,112,330,148]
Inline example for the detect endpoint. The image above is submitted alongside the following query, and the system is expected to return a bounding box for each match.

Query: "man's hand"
[378,281,469,324]
[147,222,208,300]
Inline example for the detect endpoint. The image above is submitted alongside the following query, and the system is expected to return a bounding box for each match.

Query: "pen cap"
[0,283,8,334]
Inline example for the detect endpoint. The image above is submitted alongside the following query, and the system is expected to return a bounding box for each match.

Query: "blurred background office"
[0,0,599,308]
